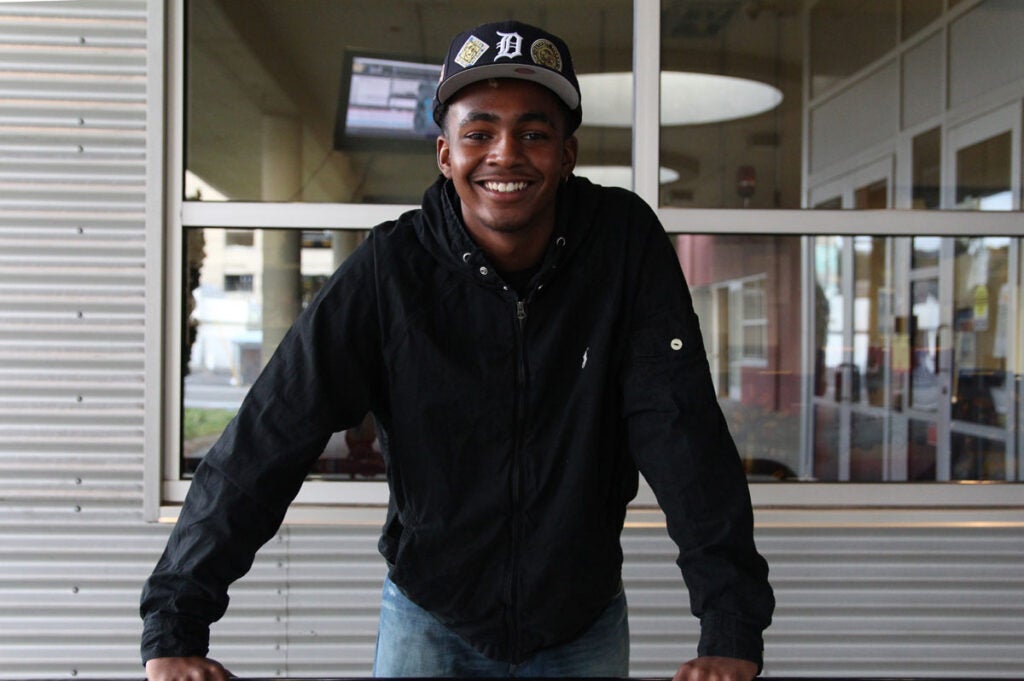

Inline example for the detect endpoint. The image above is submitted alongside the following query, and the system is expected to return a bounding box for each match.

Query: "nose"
[487,132,523,166]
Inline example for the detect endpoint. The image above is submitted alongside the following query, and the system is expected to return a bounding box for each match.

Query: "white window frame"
[739,276,769,364]
[146,0,1024,522]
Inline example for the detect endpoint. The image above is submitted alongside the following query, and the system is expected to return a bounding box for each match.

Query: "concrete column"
[331,229,363,269]
[261,114,303,363]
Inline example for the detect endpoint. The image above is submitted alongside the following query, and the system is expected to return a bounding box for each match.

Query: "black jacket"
[140,175,774,667]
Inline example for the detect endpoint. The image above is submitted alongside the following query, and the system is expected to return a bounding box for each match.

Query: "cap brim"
[436,63,580,111]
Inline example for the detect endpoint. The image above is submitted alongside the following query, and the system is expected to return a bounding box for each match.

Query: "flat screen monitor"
[334,51,442,150]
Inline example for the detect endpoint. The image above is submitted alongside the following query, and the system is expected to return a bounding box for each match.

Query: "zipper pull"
[516,300,527,321]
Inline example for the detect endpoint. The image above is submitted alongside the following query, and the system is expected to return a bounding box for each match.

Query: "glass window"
[952,237,1011,430]
[912,127,941,209]
[182,226,383,479]
[955,132,1013,210]
[174,0,634,486]
[659,0,1024,210]
[902,0,943,41]
[680,236,801,480]
[909,277,941,413]
[855,179,888,209]
[912,236,941,270]
[659,0,799,209]
[680,233,1023,483]
[169,2,1023,500]
[183,225,1023,485]
[810,0,898,97]
[741,277,768,362]
[185,0,633,203]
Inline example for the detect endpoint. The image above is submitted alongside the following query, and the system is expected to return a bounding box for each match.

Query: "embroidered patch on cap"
[494,31,524,60]
[530,39,563,72]
[455,35,489,68]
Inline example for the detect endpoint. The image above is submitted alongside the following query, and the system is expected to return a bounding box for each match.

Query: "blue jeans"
[373,575,630,677]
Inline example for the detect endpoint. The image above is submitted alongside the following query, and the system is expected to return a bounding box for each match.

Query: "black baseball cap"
[433,20,583,133]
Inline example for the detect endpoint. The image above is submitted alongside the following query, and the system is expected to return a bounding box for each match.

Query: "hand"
[145,656,233,681]
[673,655,758,681]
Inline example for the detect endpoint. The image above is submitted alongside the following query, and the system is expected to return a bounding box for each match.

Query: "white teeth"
[484,181,528,193]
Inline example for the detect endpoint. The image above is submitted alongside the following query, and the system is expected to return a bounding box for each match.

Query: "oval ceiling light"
[574,165,680,189]
[579,71,783,127]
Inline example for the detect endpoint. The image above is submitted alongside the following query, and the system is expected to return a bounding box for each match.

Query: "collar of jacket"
[418,174,590,294]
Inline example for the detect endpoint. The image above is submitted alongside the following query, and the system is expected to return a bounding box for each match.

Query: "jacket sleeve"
[140,233,384,663]
[620,211,775,670]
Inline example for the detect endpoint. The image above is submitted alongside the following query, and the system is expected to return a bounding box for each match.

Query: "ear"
[561,135,578,178]
[437,135,452,178]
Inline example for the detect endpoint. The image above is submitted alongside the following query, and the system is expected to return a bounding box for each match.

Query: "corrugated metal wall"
[0,1,1022,679]
[0,1,161,677]
[626,522,1024,679]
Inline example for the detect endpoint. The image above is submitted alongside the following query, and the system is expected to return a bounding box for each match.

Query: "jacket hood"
[414,173,600,291]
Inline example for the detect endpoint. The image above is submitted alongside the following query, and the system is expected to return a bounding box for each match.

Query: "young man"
[141,21,774,681]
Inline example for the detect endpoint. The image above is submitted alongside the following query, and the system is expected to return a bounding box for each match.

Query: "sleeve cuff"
[140,613,211,664]
[697,611,765,673]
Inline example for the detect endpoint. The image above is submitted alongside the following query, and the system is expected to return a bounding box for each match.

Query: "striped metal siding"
[0,0,157,677]
[624,523,1024,678]
[211,522,1024,679]
[758,525,1024,678]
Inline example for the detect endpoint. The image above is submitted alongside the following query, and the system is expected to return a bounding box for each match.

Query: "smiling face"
[437,79,578,250]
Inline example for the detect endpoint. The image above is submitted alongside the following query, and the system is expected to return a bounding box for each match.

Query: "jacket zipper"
[507,297,528,660]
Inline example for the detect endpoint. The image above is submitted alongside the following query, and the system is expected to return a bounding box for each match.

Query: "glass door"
[903,237,949,480]
[809,159,895,480]
[948,237,1015,479]
[944,104,1021,480]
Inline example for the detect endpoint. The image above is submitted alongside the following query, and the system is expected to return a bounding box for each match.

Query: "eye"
[522,131,549,141]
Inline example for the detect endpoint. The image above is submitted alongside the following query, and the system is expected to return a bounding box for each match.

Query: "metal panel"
[622,521,1024,679]
[0,2,161,679]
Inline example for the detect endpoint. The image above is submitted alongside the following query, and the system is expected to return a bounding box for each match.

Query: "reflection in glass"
[902,0,943,41]
[854,180,887,209]
[852,236,890,408]
[813,404,840,481]
[655,0,1015,209]
[850,412,885,480]
[185,1,1023,211]
[178,231,1024,483]
[814,236,843,401]
[909,278,941,412]
[657,0,1022,210]
[912,236,941,269]
[951,432,1006,480]
[912,127,941,210]
[186,0,633,204]
[955,131,1012,210]
[581,72,781,127]
[660,0,799,209]
[181,226,1023,485]
[677,235,803,480]
[803,234,1020,482]
[181,227,382,479]
[908,419,937,480]
[809,0,897,97]
[952,238,1010,428]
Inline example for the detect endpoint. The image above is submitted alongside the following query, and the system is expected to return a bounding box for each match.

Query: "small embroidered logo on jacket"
[581,347,589,369]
